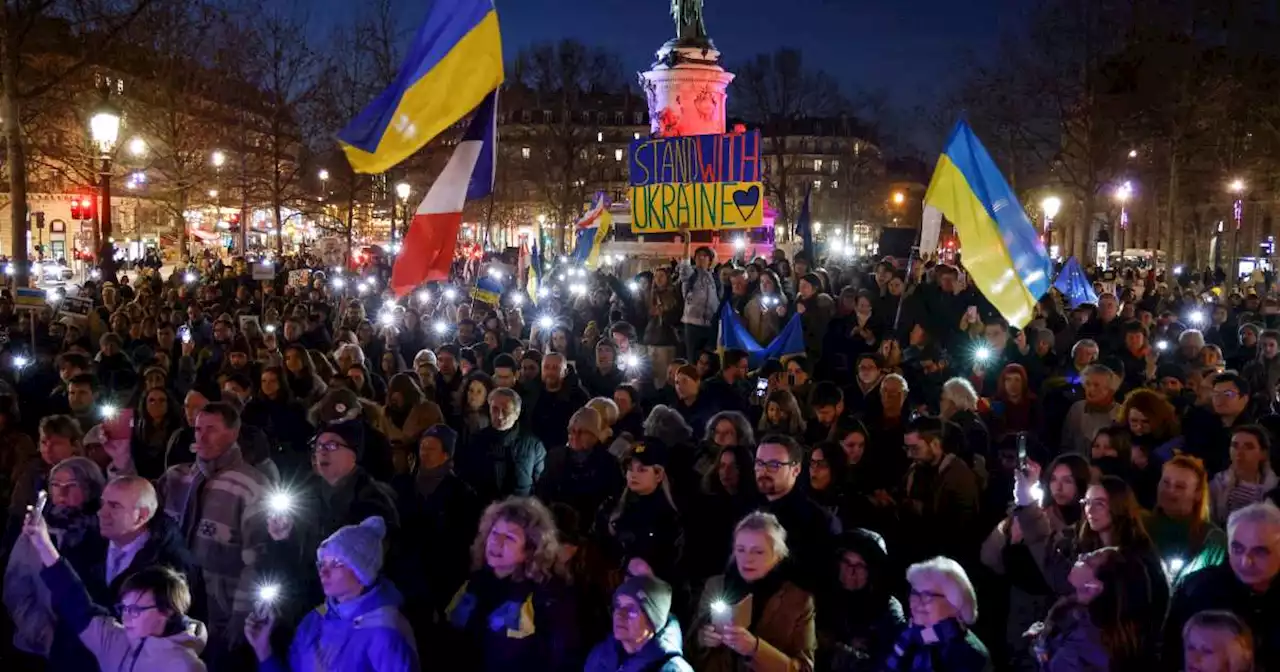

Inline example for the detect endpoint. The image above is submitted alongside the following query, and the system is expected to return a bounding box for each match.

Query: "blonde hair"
[1182,610,1254,672]
[586,397,618,437]
[469,497,561,584]
[734,511,789,561]
[907,556,979,625]
[568,406,608,443]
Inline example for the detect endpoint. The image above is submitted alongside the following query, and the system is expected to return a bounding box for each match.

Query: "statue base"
[640,42,735,138]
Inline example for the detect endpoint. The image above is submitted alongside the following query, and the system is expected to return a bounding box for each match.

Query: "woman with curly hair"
[1120,388,1182,507]
[445,496,582,671]
[757,389,806,436]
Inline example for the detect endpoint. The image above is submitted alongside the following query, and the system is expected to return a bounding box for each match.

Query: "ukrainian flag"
[718,303,806,368]
[924,120,1051,328]
[337,0,503,174]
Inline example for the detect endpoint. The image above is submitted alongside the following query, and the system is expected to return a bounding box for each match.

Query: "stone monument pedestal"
[640,41,735,138]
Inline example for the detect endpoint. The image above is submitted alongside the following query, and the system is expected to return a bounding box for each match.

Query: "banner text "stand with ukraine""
[628,130,763,232]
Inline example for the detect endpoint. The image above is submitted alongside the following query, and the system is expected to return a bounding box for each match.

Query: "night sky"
[311,0,1026,153]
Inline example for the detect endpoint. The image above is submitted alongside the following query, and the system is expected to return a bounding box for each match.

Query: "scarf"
[180,445,240,545]
[720,564,787,630]
[415,462,452,498]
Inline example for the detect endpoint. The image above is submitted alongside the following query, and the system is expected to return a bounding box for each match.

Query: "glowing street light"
[318,169,330,182]
[396,182,411,201]
[1128,149,1138,159]
[892,191,906,205]
[1041,195,1062,232]
[211,150,226,168]
[128,136,147,157]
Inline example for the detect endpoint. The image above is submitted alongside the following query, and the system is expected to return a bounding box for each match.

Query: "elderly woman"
[689,511,815,671]
[585,574,692,672]
[444,497,581,670]
[3,456,106,670]
[381,372,446,452]
[940,377,990,467]
[1060,364,1120,456]
[885,556,991,671]
[248,516,420,672]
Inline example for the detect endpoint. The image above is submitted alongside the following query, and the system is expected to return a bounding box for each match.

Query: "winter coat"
[644,284,683,347]
[743,294,783,346]
[40,556,207,671]
[818,529,907,672]
[4,505,106,668]
[1163,563,1280,671]
[884,618,993,672]
[1058,402,1118,457]
[584,615,693,672]
[444,569,582,672]
[537,445,625,521]
[457,425,547,502]
[389,469,481,616]
[1033,602,1110,672]
[1208,465,1280,527]
[595,490,685,582]
[156,444,270,645]
[262,579,420,672]
[901,454,981,565]
[526,382,590,449]
[688,573,816,672]
[678,261,720,327]
[980,508,1066,668]
[90,513,198,600]
[797,293,835,360]
[381,400,446,447]
[757,488,842,594]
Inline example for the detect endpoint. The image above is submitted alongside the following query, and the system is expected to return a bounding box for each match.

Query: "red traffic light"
[70,200,82,220]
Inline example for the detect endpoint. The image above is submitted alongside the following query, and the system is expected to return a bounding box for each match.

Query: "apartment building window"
[597,131,604,142]
[812,180,822,191]
[813,159,823,172]
[633,112,644,125]
[597,112,607,124]
[521,147,531,160]
[832,181,840,189]
[614,112,624,125]
[542,110,552,123]
[614,148,624,162]
[521,110,531,123]
[831,159,840,172]
[633,132,641,140]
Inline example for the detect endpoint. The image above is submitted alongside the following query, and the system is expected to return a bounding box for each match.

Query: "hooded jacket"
[40,556,207,671]
[584,615,693,672]
[819,529,906,671]
[1209,465,1280,527]
[262,578,419,672]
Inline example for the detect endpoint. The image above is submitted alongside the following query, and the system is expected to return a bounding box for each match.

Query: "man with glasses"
[156,401,270,663]
[1184,371,1255,475]
[899,415,980,566]
[755,434,840,592]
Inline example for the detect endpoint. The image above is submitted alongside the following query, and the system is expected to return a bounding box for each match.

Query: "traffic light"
[70,192,95,220]
[228,213,241,232]
[70,199,82,220]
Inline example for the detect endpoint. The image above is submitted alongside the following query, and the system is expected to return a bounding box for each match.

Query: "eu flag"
[337,0,503,174]
[923,120,1052,327]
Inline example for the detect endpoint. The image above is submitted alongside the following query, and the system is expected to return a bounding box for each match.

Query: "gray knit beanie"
[317,515,387,586]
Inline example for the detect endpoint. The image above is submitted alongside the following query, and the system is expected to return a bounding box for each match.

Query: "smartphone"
[28,489,48,521]
[1017,433,1029,473]
[755,377,768,397]
[179,325,192,343]
[966,305,979,322]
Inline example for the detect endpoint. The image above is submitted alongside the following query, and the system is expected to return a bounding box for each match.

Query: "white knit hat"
[317,516,387,586]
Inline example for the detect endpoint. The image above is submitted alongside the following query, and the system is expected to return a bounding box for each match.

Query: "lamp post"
[1230,178,1245,290]
[1041,195,1061,256]
[1114,181,1132,264]
[395,182,411,245]
[89,100,122,280]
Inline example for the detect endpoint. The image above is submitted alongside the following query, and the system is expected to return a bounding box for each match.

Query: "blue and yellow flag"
[924,121,1051,328]
[718,303,806,368]
[337,0,503,174]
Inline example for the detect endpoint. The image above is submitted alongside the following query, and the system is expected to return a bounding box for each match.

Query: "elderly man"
[1059,364,1120,456]
[94,475,195,598]
[457,387,546,502]
[156,402,270,660]
[1163,502,1280,669]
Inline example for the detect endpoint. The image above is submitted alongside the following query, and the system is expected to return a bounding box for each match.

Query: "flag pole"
[891,231,923,334]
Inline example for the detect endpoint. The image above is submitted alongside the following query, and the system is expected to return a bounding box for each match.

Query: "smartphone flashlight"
[184,272,197,284]
[710,600,728,615]
[1156,340,1169,351]
[416,289,431,304]
[623,354,640,370]
[101,404,119,420]
[265,324,277,334]
[433,321,448,335]
[267,490,294,516]
[538,315,554,329]
[975,346,991,362]
[256,582,281,607]
[444,288,458,301]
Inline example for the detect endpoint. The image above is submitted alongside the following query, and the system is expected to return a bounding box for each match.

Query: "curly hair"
[1119,388,1180,441]
[469,497,561,584]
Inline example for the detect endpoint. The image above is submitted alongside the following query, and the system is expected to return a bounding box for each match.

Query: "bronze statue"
[671,0,709,45]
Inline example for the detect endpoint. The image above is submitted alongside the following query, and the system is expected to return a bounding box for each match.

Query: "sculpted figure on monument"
[670,0,710,45]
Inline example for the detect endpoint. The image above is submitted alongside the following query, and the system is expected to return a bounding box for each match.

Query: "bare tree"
[2,0,158,282]
[733,49,844,232]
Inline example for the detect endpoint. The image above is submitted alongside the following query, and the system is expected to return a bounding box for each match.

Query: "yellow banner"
[629,182,764,232]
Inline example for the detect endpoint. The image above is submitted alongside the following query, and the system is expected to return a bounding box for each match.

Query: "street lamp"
[211,150,226,168]
[89,99,122,280]
[318,169,330,182]
[1114,181,1132,256]
[395,182,411,243]
[1041,195,1061,229]
[128,137,147,157]
[892,191,905,205]
[1229,178,1246,289]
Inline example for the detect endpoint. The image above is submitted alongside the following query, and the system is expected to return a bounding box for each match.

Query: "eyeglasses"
[115,603,160,618]
[316,557,347,573]
[810,458,828,469]
[612,603,643,621]
[313,440,351,453]
[754,459,797,472]
[1211,389,1240,399]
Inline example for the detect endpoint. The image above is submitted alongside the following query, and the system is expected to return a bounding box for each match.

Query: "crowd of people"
[0,247,1275,672]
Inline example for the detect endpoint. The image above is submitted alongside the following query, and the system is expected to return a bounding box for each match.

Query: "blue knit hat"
[317,516,387,586]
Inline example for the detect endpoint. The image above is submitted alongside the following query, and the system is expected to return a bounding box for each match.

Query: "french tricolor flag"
[391,91,496,297]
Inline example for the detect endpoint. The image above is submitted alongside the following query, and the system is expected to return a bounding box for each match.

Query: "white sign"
[252,263,275,281]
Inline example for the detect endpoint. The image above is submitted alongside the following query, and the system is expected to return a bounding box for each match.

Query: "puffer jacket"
[584,615,693,672]
[40,556,207,671]
[678,262,719,327]
[263,579,419,672]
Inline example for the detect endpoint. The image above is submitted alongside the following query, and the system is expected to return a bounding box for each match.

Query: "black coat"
[758,488,842,593]
[456,426,547,502]
[1163,563,1280,671]
[594,490,685,582]
[536,445,624,522]
[526,383,589,449]
[86,514,198,602]
[389,470,481,617]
